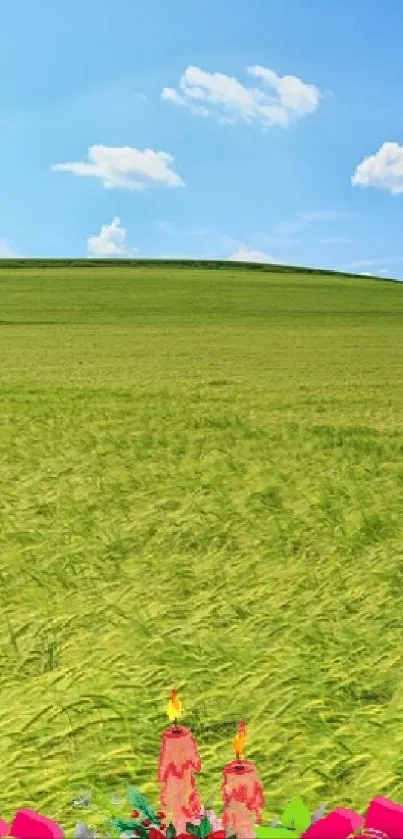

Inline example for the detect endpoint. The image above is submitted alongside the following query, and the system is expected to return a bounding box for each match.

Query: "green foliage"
[279,797,311,834]
[185,823,201,837]
[127,785,158,823]
[198,817,212,839]
[108,785,161,836]
[255,795,310,838]
[110,817,140,835]
[185,816,212,838]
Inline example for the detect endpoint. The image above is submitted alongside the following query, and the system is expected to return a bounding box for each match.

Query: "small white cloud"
[358,269,394,278]
[248,65,320,115]
[352,142,403,194]
[347,257,403,268]
[52,144,184,190]
[162,64,321,128]
[87,217,137,257]
[230,244,279,264]
[0,237,20,257]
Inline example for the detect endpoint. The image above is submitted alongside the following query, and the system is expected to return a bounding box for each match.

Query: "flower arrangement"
[0,790,403,838]
[106,785,231,839]
[70,790,403,839]
[3,693,403,838]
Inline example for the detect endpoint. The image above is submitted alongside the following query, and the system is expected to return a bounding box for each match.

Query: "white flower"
[195,808,223,832]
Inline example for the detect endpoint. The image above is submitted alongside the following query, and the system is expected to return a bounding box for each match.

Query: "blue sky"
[1,0,403,276]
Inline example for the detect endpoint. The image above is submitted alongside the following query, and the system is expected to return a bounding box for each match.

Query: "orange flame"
[167,689,183,723]
[233,720,247,760]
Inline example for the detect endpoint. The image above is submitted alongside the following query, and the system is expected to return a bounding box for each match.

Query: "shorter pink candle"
[222,721,264,839]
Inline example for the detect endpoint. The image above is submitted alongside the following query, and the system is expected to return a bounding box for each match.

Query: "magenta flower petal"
[300,808,363,839]
[365,797,403,837]
[0,820,10,838]
[10,809,64,838]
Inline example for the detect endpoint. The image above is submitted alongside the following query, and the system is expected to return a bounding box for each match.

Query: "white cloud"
[0,237,20,257]
[229,244,279,264]
[347,257,403,268]
[162,64,321,128]
[359,269,396,278]
[352,142,403,194]
[342,258,403,279]
[87,217,137,257]
[52,144,184,190]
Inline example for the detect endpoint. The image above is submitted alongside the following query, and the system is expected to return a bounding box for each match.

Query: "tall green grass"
[0,265,403,834]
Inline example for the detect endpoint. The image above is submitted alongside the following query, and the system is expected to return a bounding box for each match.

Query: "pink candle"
[222,721,264,839]
[157,691,201,834]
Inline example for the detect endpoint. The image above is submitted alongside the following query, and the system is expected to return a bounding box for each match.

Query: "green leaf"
[127,784,158,823]
[185,822,201,837]
[166,822,177,839]
[279,797,311,835]
[255,829,298,839]
[199,816,213,839]
[110,819,126,832]
[111,817,146,835]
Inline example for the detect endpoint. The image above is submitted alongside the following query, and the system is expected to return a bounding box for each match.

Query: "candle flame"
[167,689,183,723]
[233,720,247,760]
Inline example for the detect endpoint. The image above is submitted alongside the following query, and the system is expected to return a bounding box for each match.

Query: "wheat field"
[1,263,403,834]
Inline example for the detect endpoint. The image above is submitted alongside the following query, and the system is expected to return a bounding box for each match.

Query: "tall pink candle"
[158,691,201,834]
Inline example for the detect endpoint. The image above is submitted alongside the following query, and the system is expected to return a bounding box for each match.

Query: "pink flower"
[300,797,403,839]
[0,808,63,838]
[300,808,363,839]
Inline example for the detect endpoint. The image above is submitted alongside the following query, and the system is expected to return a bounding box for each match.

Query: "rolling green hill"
[1,261,403,834]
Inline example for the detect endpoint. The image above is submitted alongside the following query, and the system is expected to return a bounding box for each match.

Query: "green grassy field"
[1,262,403,834]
